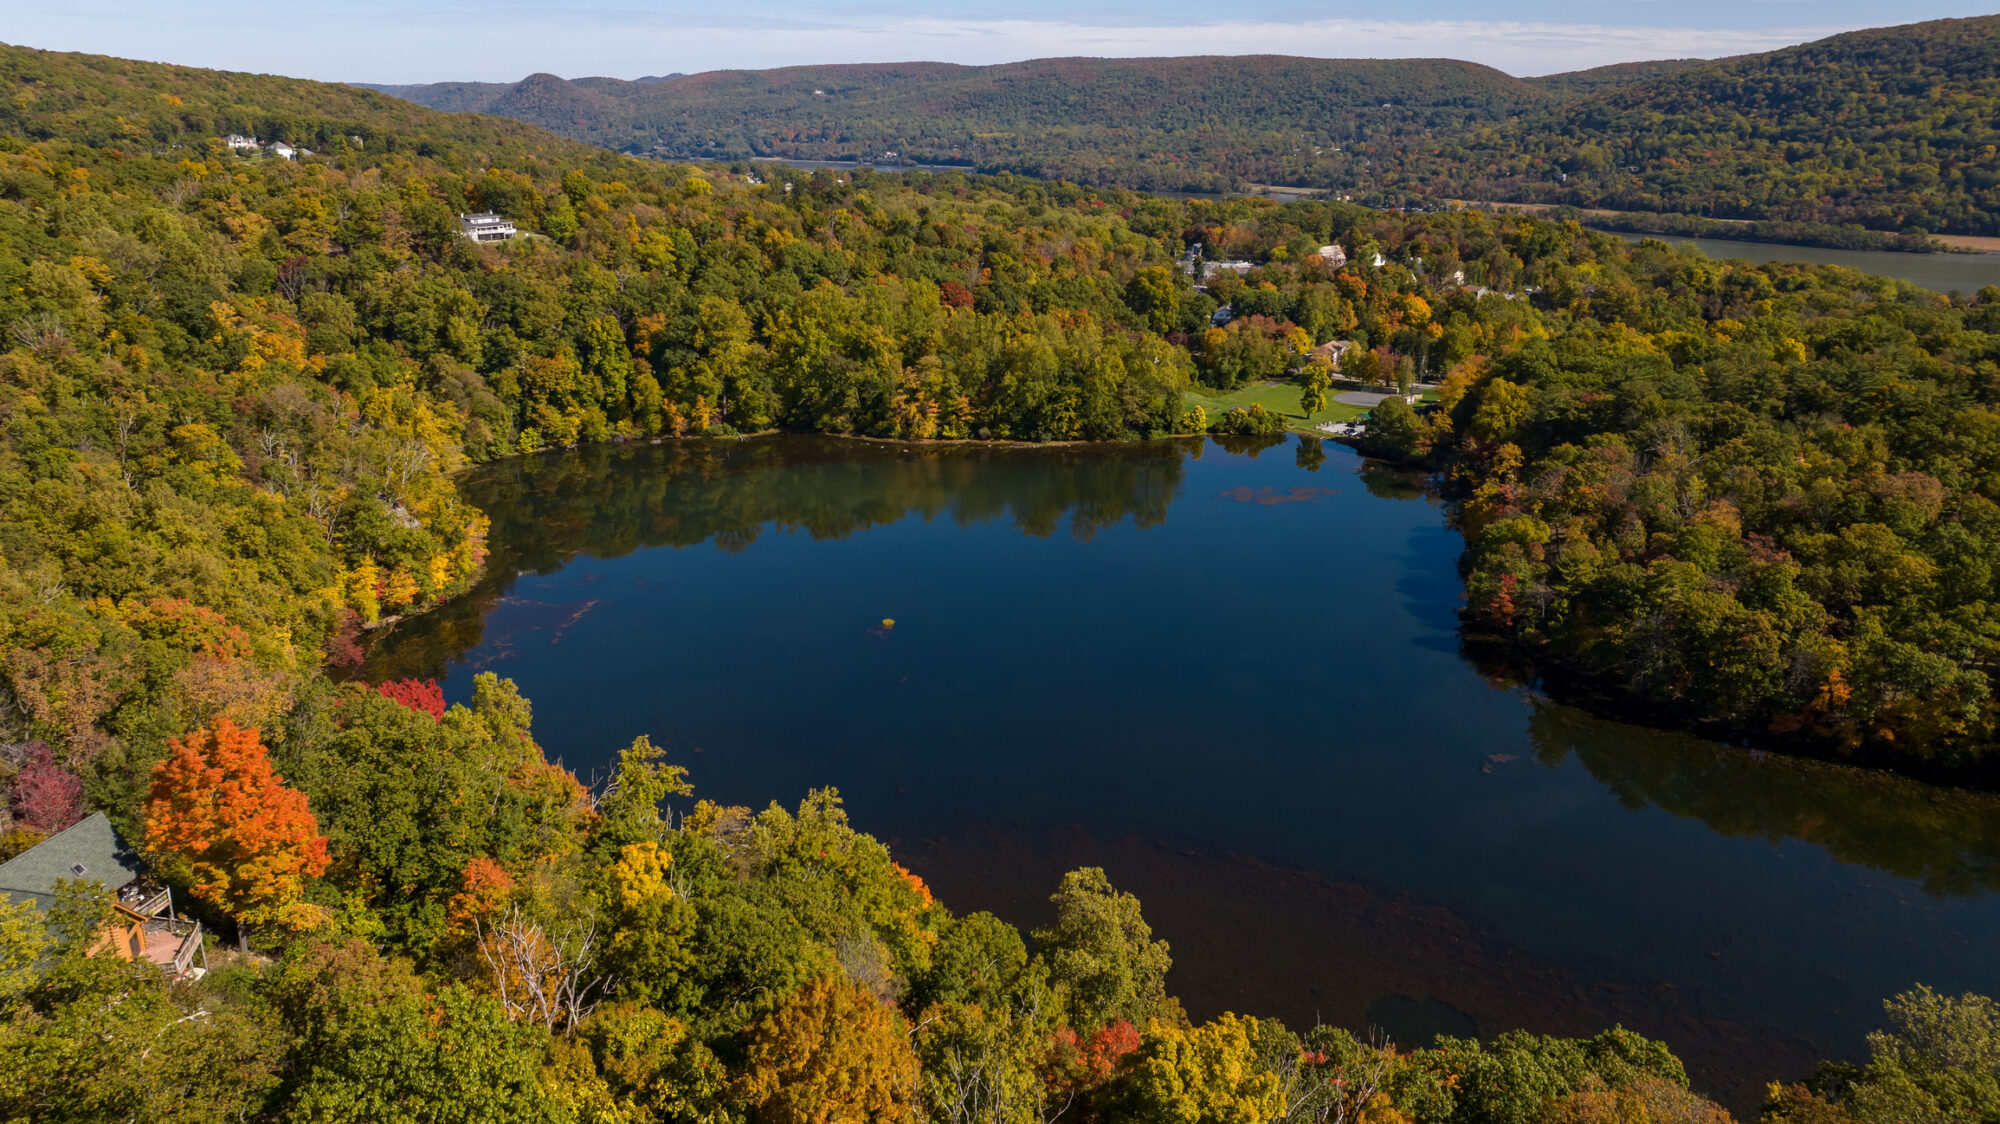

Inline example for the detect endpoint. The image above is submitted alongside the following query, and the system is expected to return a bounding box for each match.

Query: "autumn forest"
[0,27,1998,1124]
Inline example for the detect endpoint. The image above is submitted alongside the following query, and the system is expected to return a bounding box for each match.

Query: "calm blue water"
[370,435,2000,1108]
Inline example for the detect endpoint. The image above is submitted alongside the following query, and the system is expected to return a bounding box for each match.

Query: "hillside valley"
[368,16,2000,237]
[0,31,1999,1124]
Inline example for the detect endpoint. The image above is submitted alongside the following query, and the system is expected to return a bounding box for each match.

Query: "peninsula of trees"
[3,39,2000,1123]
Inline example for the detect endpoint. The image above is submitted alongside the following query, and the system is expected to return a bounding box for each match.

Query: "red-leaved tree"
[377,678,446,721]
[145,718,330,947]
[10,740,84,834]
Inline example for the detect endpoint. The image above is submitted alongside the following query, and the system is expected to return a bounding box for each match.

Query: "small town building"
[223,134,259,150]
[0,813,206,979]
[1315,244,1347,267]
[1201,260,1254,280]
[267,141,296,160]
[457,212,517,243]
[1310,339,1354,367]
[1210,305,1235,327]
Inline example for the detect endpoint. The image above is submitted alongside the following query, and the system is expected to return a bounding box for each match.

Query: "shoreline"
[1458,200,1987,256]
[400,429,1998,795]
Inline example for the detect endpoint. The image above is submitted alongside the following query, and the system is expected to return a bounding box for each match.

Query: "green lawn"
[1184,380,1371,434]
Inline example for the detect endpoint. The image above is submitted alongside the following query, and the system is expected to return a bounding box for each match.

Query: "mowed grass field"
[1183,380,1371,434]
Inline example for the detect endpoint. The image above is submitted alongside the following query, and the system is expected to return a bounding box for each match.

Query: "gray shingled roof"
[0,813,143,911]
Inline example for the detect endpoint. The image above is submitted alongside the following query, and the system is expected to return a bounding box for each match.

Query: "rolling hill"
[368,15,2000,234]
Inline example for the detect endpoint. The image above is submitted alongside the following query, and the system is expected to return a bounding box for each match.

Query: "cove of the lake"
[367,435,2000,1113]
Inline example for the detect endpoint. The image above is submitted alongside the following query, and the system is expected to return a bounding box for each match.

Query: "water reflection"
[367,432,2000,1112]
[368,436,1191,680]
[1531,703,2000,897]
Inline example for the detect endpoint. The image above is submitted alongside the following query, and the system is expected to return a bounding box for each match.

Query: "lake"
[368,435,2000,1112]
[1595,229,2000,294]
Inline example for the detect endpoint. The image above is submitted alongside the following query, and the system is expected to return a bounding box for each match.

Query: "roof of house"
[0,813,144,911]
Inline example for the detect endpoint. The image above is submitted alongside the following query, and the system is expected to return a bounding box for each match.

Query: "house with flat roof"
[457,212,517,243]
[0,813,205,979]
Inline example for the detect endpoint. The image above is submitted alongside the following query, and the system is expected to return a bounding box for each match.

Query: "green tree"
[1032,867,1172,1031]
[543,193,580,242]
[594,735,693,854]
[1300,368,1331,419]
[1127,265,1186,334]
[285,982,556,1124]
[1845,986,2000,1124]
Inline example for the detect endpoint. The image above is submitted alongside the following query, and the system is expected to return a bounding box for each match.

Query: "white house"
[1310,339,1354,367]
[1200,260,1254,280]
[457,212,517,243]
[224,134,259,150]
[267,141,296,160]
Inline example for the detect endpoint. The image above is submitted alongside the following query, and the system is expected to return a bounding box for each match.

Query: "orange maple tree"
[145,717,330,946]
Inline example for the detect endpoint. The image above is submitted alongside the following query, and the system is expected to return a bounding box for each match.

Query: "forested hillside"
[1443,15,2000,234]
[372,15,2000,235]
[4,39,2000,1123]
[369,54,1553,195]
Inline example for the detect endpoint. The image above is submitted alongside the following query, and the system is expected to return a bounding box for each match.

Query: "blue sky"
[4,2,1991,82]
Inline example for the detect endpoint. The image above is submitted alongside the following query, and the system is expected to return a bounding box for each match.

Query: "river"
[1594,229,2000,294]
[367,435,2000,1113]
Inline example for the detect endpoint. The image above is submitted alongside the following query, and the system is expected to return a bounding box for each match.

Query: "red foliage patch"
[377,678,446,721]
[326,610,364,669]
[1079,1020,1141,1084]
[11,741,84,834]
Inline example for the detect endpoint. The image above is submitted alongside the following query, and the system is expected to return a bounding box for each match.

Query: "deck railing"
[169,923,202,977]
[141,916,204,977]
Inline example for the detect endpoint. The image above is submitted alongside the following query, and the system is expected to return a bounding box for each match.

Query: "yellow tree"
[736,975,919,1124]
[1116,1014,1286,1124]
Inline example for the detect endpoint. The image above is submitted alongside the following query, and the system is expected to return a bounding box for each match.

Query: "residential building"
[1315,244,1347,268]
[0,813,206,980]
[223,134,259,150]
[267,141,296,160]
[1310,339,1354,367]
[457,212,517,243]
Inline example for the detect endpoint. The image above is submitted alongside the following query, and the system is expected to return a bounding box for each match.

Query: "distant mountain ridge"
[364,15,2000,235]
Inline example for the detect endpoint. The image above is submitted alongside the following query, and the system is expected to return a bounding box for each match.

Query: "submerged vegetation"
[0,37,1997,1122]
